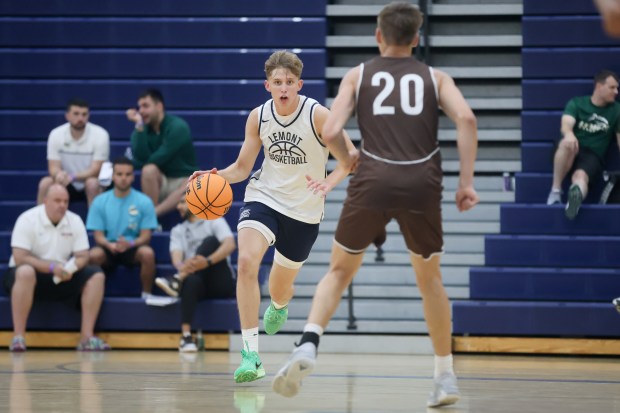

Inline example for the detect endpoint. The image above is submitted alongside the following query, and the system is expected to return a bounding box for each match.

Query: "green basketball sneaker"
[263,302,288,335]
[234,349,266,383]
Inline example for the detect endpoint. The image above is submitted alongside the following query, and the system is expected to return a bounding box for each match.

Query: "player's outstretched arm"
[434,69,479,211]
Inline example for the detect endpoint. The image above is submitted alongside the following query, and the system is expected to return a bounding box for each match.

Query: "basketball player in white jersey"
[272,3,479,408]
[189,50,357,383]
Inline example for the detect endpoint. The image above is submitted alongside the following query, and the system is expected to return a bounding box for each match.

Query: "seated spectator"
[37,98,110,207]
[86,156,158,299]
[155,197,236,352]
[5,184,110,352]
[546,70,620,219]
[126,88,198,217]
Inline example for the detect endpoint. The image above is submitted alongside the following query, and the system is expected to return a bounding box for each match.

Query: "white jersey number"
[371,72,424,116]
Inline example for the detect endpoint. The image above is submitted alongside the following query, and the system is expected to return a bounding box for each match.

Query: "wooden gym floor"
[0,350,618,413]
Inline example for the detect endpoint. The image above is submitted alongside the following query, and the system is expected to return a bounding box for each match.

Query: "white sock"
[434,354,454,379]
[272,300,288,310]
[141,292,152,299]
[551,188,561,193]
[303,323,324,336]
[242,327,259,353]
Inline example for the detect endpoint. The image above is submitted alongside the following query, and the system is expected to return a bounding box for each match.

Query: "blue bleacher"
[0,1,325,17]
[470,266,620,301]
[523,0,597,15]
[521,111,562,142]
[0,18,326,48]
[1,110,252,141]
[501,204,620,235]
[0,49,327,79]
[522,48,620,78]
[0,141,265,171]
[522,80,593,110]
[453,301,620,337]
[485,234,620,268]
[451,0,620,343]
[523,16,620,47]
[0,80,326,110]
[0,2,327,336]
[0,297,240,332]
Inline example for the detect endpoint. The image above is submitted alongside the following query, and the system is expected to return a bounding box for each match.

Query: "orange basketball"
[185,173,233,220]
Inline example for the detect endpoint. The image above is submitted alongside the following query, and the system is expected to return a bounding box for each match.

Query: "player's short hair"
[139,88,165,105]
[594,69,619,87]
[264,50,304,79]
[66,98,89,112]
[378,2,424,46]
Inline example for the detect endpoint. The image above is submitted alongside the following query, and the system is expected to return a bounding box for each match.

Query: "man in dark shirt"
[126,89,198,217]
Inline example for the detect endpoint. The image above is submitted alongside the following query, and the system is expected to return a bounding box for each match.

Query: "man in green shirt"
[126,89,198,217]
[547,70,620,220]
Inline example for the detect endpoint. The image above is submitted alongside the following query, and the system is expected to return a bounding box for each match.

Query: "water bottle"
[196,330,205,351]
[502,172,513,192]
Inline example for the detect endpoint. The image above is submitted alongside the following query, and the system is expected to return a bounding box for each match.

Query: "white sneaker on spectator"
[547,189,562,205]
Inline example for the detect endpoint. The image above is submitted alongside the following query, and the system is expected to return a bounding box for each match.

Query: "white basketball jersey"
[244,95,330,224]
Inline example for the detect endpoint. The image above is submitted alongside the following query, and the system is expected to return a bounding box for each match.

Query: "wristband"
[206,258,213,267]
[49,262,55,274]
[130,240,136,247]
[69,173,76,181]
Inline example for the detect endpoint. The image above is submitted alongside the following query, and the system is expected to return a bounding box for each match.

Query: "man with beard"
[155,197,236,352]
[86,156,158,299]
[126,89,198,217]
[37,98,110,207]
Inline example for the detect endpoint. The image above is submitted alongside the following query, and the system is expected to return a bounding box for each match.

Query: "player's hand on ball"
[306,175,334,198]
[187,168,217,183]
[455,185,479,212]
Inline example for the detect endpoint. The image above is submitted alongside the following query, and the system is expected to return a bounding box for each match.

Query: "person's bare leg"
[135,246,156,294]
[272,244,364,397]
[141,164,163,207]
[80,272,105,340]
[571,169,590,198]
[10,265,37,337]
[411,254,451,356]
[268,264,299,305]
[552,140,577,190]
[236,228,269,330]
[88,247,107,266]
[84,177,102,207]
[155,184,185,217]
[307,244,365,328]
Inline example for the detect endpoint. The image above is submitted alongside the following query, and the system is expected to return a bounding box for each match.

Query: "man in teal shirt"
[126,89,197,217]
[547,70,620,219]
[87,156,158,298]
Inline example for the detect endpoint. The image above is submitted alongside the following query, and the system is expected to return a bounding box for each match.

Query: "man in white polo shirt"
[4,184,110,352]
[37,98,110,207]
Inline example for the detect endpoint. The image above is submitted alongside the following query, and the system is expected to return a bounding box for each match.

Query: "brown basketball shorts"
[334,203,444,259]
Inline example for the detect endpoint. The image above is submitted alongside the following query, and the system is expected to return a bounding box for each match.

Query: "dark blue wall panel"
[523,16,620,47]
[0,18,326,48]
[0,0,326,17]
[0,80,326,110]
[523,48,620,78]
[0,49,327,79]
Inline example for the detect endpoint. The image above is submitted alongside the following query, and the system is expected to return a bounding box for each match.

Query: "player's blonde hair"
[264,50,304,79]
[378,2,424,46]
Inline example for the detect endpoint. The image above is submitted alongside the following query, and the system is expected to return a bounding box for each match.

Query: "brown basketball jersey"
[347,56,443,211]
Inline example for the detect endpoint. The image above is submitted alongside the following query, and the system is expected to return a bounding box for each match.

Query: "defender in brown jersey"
[273,2,479,408]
